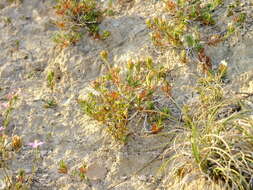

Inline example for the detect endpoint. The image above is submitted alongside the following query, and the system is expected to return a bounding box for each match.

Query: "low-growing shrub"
[147,0,247,67]
[79,55,172,142]
[53,0,103,48]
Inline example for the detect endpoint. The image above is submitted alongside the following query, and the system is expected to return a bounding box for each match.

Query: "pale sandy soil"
[0,0,253,189]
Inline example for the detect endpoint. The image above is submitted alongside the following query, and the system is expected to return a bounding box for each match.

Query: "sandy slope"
[0,0,253,189]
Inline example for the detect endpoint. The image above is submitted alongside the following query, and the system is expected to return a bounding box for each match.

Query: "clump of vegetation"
[0,131,26,189]
[46,71,55,91]
[53,0,103,48]
[58,160,68,174]
[147,0,221,47]
[0,91,45,189]
[76,162,88,181]
[71,162,89,182]
[79,53,172,142]
[57,160,90,184]
[43,98,57,109]
[161,65,253,190]
[0,91,30,189]
[147,0,247,67]
[2,91,18,128]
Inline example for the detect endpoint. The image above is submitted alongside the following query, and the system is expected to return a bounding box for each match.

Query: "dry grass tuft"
[160,69,253,190]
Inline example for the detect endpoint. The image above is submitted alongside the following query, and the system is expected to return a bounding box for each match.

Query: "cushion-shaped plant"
[79,57,172,142]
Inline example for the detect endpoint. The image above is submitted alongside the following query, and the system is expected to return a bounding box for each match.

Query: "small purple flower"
[28,140,44,148]
[7,92,15,100]
[6,88,21,100]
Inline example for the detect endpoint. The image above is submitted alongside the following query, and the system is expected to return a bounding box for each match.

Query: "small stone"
[86,162,107,180]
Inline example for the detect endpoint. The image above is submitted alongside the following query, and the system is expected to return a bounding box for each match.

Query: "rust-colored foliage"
[151,123,163,134]
[198,48,212,73]
[166,0,176,11]
[207,34,223,46]
[12,135,22,151]
[53,0,102,48]
[79,57,172,142]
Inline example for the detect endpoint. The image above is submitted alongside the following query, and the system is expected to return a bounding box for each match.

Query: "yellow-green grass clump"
[161,69,253,190]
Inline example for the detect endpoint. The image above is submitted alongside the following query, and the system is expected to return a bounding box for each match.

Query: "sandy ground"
[0,0,253,189]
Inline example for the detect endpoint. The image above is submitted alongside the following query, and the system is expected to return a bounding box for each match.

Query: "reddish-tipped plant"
[147,0,247,69]
[79,55,173,142]
[53,0,103,48]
